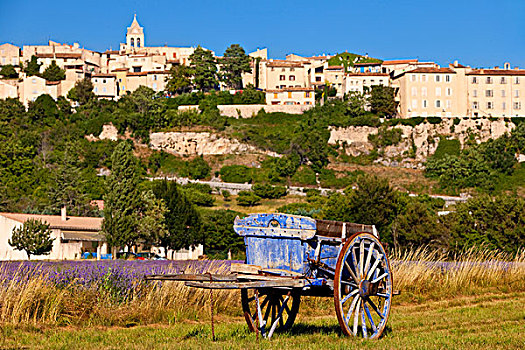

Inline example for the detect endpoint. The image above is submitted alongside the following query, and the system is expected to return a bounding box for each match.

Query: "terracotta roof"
[92,73,116,78]
[409,67,456,74]
[127,70,170,77]
[112,68,129,72]
[346,73,389,77]
[466,69,525,76]
[0,213,102,232]
[267,60,304,68]
[104,50,119,54]
[36,53,82,59]
[326,65,344,70]
[127,72,147,76]
[306,56,330,60]
[45,81,61,85]
[354,62,382,66]
[266,87,314,93]
[382,59,418,65]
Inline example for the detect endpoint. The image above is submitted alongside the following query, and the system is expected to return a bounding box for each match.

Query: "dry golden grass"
[0,248,523,327]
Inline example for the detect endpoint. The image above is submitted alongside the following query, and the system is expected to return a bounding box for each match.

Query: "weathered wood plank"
[144,273,237,282]
[185,279,305,289]
[230,263,261,275]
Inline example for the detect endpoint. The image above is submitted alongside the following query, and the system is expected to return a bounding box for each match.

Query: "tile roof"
[0,213,102,231]
[92,73,116,78]
[409,67,456,74]
[382,59,418,65]
[354,62,382,66]
[326,65,344,70]
[36,53,82,59]
[45,81,61,85]
[267,60,305,68]
[466,69,525,76]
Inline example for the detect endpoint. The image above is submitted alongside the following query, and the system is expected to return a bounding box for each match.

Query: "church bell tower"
[126,14,145,51]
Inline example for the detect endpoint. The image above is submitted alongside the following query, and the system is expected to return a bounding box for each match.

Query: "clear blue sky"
[1,0,523,68]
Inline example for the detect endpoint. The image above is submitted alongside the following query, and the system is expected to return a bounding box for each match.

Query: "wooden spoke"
[363,302,377,333]
[371,272,388,284]
[366,254,382,280]
[353,298,361,336]
[361,304,368,338]
[341,288,359,304]
[376,292,390,298]
[345,294,360,322]
[359,239,365,279]
[344,260,359,284]
[351,246,361,280]
[365,297,384,319]
[364,242,375,278]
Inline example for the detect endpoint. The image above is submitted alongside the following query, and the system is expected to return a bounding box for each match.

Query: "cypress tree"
[102,141,141,252]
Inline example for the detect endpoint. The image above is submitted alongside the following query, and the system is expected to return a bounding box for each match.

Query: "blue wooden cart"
[146,213,393,339]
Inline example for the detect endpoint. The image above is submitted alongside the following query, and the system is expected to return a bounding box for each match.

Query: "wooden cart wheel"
[241,289,301,333]
[334,232,393,339]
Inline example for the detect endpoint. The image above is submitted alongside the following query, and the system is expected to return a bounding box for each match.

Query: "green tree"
[186,156,211,180]
[445,194,525,253]
[322,175,399,242]
[345,91,367,117]
[27,94,60,124]
[369,85,397,117]
[102,142,141,253]
[42,60,65,81]
[236,191,261,206]
[23,55,41,76]
[67,78,95,105]
[137,190,169,246]
[47,146,93,216]
[201,209,244,257]
[166,64,192,95]
[152,180,202,254]
[221,44,252,90]
[0,64,18,79]
[189,46,218,92]
[8,219,54,260]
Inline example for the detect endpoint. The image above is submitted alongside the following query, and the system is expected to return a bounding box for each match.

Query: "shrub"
[431,138,461,160]
[252,183,287,199]
[181,188,214,207]
[221,190,231,201]
[368,127,403,147]
[236,191,261,206]
[291,166,317,186]
[186,156,211,180]
[426,117,442,124]
[219,165,252,183]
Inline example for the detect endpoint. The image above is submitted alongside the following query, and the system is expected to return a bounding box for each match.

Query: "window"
[279,75,285,81]
[515,90,520,97]
[137,38,141,47]
[281,68,285,72]
[435,75,441,82]
[154,75,157,81]
[514,102,521,110]
[371,79,375,84]
[379,79,384,85]
[289,75,295,81]
[32,78,36,84]
[445,75,451,82]
[486,77,493,84]
[472,77,478,83]
[487,102,493,109]
[515,77,520,84]
[94,87,98,93]
[473,101,478,109]
[500,77,506,84]
[412,99,417,108]
[152,83,157,89]
[130,38,134,47]
[446,88,452,96]
[502,102,506,110]
[422,75,427,82]
[102,87,107,93]
[102,79,106,84]
[422,100,427,108]
[435,87,441,96]
[316,76,321,82]
[305,92,310,98]
[446,100,451,109]
[274,93,278,98]
[486,90,493,97]
[411,74,416,82]
[288,92,292,98]
[411,87,417,96]
[501,90,506,97]
[422,87,427,97]
[290,68,295,72]
[473,90,477,97]
[436,100,441,108]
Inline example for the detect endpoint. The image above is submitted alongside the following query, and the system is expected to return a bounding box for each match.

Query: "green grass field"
[5,292,525,349]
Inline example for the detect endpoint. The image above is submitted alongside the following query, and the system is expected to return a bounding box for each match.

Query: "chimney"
[454,60,458,66]
[61,206,67,221]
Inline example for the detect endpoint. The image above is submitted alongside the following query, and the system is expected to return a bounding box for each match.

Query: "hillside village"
[1,15,524,119]
[0,15,524,263]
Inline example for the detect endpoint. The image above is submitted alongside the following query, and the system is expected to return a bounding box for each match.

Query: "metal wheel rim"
[241,289,300,333]
[333,232,393,339]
